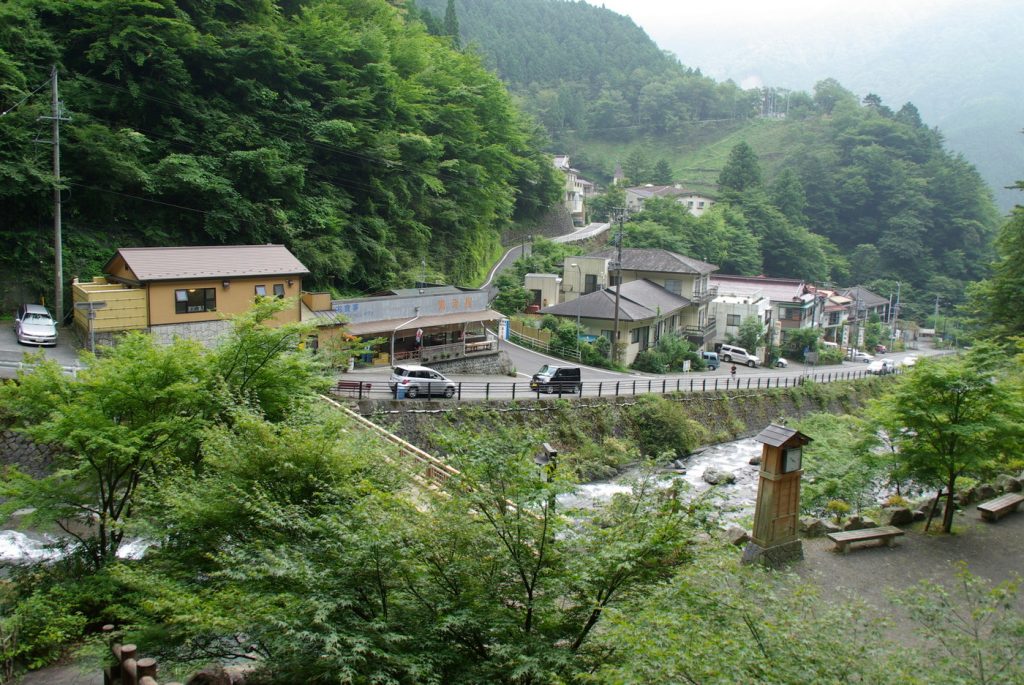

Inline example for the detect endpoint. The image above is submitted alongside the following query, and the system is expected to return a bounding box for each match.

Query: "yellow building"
[73,245,309,347]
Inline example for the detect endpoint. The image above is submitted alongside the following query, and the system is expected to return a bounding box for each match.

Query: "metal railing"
[330,366,900,403]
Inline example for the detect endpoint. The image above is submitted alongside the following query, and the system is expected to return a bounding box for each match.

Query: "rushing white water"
[0,530,62,563]
[0,527,153,565]
[561,438,764,521]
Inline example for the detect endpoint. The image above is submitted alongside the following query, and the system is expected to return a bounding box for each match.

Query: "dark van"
[530,365,582,394]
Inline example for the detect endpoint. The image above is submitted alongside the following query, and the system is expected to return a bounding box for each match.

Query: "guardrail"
[331,366,900,403]
[0,359,79,377]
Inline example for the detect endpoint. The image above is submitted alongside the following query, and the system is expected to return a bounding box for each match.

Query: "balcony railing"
[392,335,499,364]
[681,317,716,342]
[689,285,719,305]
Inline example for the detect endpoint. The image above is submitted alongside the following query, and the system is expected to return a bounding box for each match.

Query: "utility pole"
[610,208,624,362]
[41,65,70,323]
[890,281,901,346]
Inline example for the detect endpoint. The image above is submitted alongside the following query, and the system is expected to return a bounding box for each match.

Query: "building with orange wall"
[73,245,309,347]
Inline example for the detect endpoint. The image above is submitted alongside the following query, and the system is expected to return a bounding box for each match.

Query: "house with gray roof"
[623,184,716,217]
[541,280,693,365]
[538,247,719,362]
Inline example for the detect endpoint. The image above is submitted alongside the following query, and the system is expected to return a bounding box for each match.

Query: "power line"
[0,77,52,117]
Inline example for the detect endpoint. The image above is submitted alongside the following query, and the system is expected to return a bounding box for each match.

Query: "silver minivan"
[388,364,456,398]
[14,304,58,346]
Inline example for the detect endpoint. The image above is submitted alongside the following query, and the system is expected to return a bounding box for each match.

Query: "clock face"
[783,447,802,473]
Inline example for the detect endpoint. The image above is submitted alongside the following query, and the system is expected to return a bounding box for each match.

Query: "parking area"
[0,323,81,377]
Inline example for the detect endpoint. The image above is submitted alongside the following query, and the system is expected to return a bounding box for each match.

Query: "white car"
[14,303,58,346]
[848,350,874,363]
[899,355,918,367]
[866,359,895,375]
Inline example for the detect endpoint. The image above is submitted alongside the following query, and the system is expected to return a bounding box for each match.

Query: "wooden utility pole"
[610,208,624,362]
[44,65,69,322]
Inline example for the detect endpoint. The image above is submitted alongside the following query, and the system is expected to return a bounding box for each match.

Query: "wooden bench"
[827,525,905,554]
[334,379,371,398]
[977,492,1024,522]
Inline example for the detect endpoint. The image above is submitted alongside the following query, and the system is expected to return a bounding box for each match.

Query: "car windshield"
[536,365,552,375]
[26,313,52,323]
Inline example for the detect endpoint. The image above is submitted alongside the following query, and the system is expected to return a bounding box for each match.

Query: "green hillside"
[0,0,560,312]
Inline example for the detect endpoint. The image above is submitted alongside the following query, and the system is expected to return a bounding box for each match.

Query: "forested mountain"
[418,0,1001,314]
[0,0,559,306]
[415,0,760,136]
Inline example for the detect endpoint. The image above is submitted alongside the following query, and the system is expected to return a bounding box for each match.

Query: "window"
[584,273,598,294]
[174,288,216,314]
[631,326,650,349]
[254,285,267,297]
[609,273,621,287]
[727,314,741,327]
[698,201,706,208]
[273,283,285,298]
[664,279,682,295]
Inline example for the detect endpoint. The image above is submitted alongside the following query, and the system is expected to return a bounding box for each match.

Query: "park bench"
[334,379,372,398]
[826,525,905,554]
[977,492,1024,522]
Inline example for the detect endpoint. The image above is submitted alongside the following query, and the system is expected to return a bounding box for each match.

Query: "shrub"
[626,395,707,459]
[826,499,851,523]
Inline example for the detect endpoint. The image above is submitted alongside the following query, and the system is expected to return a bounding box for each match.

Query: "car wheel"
[443,387,455,398]
[722,354,731,362]
[406,386,420,399]
[747,360,756,368]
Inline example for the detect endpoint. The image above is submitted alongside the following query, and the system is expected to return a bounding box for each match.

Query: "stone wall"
[0,430,57,478]
[149,319,233,347]
[354,381,886,459]
[427,351,515,376]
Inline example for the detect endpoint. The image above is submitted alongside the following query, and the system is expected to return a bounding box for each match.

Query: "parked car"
[874,344,888,354]
[772,357,789,368]
[701,351,720,370]
[718,344,760,368]
[530,365,582,394]
[899,355,918,368]
[866,359,895,375]
[848,349,874,363]
[14,303,58,346]
[388,364,456,398]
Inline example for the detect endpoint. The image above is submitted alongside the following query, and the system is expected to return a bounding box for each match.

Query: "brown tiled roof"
[108,245,310,282]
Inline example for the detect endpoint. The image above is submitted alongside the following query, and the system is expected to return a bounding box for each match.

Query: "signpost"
[74,300,106,352]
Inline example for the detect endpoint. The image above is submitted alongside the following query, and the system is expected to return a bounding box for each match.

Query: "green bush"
[626,395,707,459]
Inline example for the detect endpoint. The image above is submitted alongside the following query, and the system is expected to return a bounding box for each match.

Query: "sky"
[592,0,962,90]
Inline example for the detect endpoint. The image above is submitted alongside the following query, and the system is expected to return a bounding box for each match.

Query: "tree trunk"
[942,475,957,534]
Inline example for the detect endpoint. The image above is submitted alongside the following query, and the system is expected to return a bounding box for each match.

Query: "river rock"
[843,515,878,531]
[748,455,762,466]
[724,525,750,546]
[976,483,997,500]
[800,517,829,538]
[884,507,914,527]
[995,474,1021,493]
[957,487,976,506]
[702,468,736,485]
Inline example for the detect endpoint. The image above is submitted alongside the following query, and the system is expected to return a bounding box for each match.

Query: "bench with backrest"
[977,492,1024,522]
[334,379,372,398]
[826,525,905,554]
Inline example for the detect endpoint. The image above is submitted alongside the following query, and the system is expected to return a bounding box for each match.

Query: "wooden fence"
[102,626,181,685]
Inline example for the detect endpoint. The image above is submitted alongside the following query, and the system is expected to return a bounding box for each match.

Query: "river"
[559,438,763,521]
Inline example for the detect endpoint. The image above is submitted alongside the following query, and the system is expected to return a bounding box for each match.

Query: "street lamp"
[570,262,582,358]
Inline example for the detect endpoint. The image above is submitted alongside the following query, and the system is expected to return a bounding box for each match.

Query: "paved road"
[0,324,81,379]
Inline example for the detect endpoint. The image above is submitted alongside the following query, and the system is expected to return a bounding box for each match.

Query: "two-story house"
[711,275,819,355]
[539,248,718,363]
[623,185,716,217]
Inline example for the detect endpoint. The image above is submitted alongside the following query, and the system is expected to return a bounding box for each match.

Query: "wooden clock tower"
[742,424,812,568]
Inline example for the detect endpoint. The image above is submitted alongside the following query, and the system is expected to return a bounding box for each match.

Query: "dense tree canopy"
[0,0,560,305]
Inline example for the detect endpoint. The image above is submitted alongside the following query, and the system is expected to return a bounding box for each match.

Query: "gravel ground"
[795,505,1024,615]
